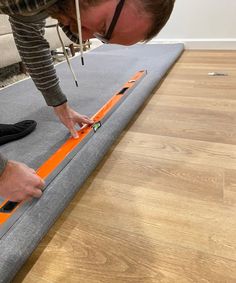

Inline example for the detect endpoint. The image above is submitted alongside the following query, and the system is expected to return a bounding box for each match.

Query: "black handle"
[0,201,19,213]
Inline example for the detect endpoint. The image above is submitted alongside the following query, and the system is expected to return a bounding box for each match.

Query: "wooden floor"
[13,51,236,283]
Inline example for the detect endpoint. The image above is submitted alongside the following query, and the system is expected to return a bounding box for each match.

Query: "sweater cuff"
[0,154,8,176]
[41,84,68,107]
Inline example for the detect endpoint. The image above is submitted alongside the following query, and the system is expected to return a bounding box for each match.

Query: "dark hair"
[138,0,176,41]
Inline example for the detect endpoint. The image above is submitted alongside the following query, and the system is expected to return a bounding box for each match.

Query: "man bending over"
[0,0,175,201]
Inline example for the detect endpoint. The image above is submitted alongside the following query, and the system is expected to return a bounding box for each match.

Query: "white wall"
[153,0,236,49]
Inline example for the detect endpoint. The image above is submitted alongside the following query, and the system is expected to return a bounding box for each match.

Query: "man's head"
[48,0,175,45]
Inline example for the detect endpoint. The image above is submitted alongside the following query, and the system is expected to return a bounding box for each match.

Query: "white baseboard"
[150,39,236,50]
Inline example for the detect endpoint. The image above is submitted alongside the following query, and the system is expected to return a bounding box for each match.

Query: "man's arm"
[9,16,93,137]
[9,16,67,107]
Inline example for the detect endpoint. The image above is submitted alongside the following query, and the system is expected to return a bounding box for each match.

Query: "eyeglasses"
[94,0,125,44]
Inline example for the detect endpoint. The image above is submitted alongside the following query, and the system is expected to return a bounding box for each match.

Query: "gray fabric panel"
[0,43,184,282]
[0,153,7,175]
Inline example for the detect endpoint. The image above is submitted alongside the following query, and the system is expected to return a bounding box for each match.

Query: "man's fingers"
[84,117,94,124]
[25,188,43,199]
[36,177,45,189]
[9,188,42,202]
[31,188,43,198]
[75,116,94,129]
[29,172,45,188]
[70,127,79,139]
[29,168,37,174]
[79,115,94,125]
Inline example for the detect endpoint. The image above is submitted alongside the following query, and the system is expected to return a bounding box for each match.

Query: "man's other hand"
[53,102,94,138]
[0,161,44,202]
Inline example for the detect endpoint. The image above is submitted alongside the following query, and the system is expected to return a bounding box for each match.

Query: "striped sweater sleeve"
[9,16,67,107]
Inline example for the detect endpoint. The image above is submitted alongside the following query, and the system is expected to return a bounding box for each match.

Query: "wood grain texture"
[13,50,236,283]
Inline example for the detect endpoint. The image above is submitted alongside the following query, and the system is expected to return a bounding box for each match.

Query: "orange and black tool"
[0,70,147,236]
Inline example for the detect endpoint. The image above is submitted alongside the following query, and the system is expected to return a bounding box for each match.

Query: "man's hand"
[53,102,94,138]
[0,161,44,202]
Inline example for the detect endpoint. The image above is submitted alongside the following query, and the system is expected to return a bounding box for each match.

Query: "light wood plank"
[224,169,236,206]
[114,132,236,170]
